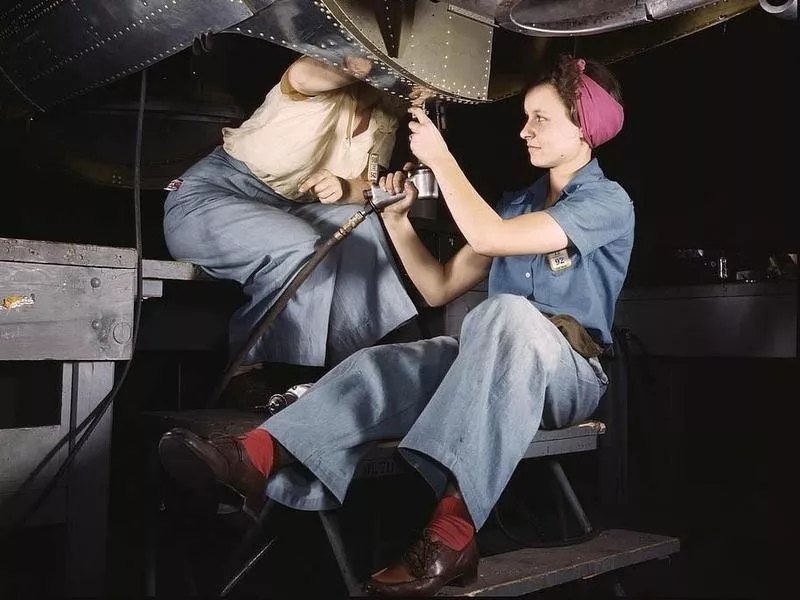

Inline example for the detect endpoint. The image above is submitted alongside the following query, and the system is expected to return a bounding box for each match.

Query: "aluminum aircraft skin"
[0,0,794,114]
[0,1,793,189]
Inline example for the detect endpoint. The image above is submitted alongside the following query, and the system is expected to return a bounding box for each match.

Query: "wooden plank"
[524,421,606,458]
[523,434,598,458]
[530,421,606,441]
[0,237,136,269]
[0,238,208,281]
[0,426,65,501]
[64,361,115,598]
[143,411,603,446]
[142,411,605,480]
[0,262,134,360]
[0,364,73,528]
[440,529,680,597]
[142,259,207,281]
[142,279,164,299]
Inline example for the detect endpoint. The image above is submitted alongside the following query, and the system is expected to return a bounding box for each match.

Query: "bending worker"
[162,55,418,402]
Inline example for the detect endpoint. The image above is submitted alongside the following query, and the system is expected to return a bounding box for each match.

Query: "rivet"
[113,321,133,344]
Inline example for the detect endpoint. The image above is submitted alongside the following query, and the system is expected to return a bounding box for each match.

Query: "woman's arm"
[407,108,569,257]
[384,216,491,307]
[285,56,370,96]
[297,168,373,205]
[429,153,568,256]
[379,175,491,307]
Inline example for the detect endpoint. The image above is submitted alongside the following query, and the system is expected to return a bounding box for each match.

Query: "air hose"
[208,101,444,408]
[207,187,408,408]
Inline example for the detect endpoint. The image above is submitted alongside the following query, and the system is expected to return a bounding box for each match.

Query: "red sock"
[426,495,475,551]
[238,428,276,477]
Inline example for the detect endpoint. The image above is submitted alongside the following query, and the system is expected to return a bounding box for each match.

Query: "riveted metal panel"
[330,0,495,101]
[0,0,256,110]
[231,0,501,104]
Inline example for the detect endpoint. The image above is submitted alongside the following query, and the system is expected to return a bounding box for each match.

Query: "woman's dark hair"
[527,54,623,127]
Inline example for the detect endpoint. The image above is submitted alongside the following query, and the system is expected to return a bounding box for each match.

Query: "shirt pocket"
[543,247,578,278]
[533,255,577,307]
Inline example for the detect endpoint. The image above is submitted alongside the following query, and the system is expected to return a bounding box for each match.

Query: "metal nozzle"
[363,185,407,211]
[362,165,440,212]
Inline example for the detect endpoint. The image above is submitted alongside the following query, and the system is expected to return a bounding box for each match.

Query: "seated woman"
[159,53,634,597]
[162,55,418,398]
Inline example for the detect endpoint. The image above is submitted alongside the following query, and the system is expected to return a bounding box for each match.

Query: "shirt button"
[525,272,531,278]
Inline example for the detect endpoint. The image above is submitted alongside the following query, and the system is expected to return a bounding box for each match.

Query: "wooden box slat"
[441,528,679,596]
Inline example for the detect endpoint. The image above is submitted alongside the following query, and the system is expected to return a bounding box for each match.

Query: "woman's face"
[519,83,584,169]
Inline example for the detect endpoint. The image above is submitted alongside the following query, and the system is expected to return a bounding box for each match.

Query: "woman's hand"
[298,169,346,203]
[408,106,450,168]
[408,84,435,107]
[378,164,417,219]
[343,55,373,79]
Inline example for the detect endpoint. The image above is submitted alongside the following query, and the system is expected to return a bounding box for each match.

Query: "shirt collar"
[509,158,605,205]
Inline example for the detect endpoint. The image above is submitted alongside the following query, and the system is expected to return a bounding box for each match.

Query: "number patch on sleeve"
[546,248,572,272]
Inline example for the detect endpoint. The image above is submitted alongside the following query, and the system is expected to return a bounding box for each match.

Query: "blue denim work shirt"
[488,159,635,345]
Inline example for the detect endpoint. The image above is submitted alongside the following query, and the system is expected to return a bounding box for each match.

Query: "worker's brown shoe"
[158,427,267,518]
[364,532,479,596]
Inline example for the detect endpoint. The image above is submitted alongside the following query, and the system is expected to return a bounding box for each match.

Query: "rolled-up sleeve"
[545,183,634,256]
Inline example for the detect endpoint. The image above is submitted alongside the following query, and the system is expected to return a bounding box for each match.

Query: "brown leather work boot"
[364,531,479,596]
[158,427,267,518]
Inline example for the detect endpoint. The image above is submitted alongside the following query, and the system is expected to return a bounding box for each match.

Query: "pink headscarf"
[575,58,624,148]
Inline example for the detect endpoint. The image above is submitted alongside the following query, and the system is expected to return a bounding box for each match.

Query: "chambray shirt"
[488,159,634,345]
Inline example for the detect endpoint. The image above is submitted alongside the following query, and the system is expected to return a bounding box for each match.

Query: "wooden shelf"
[441,528,679,597]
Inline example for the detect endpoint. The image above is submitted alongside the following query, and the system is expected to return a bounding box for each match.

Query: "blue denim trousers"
[263,294,608,529]
[163,147,418,366]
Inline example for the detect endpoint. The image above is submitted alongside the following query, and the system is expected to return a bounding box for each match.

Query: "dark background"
[1,7,797,599]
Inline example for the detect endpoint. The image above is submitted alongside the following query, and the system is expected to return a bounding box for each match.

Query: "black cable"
[208,202,376,408]
[0,63,44,113]
[208,116,438,407]
[3,68,148,533]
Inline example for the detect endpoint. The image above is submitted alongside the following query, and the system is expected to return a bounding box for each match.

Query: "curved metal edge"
[496,0,649,37]
[575,0,760,65]
[758,0,797,19]
[495,0,741,37]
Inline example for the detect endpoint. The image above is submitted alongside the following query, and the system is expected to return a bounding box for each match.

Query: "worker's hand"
[408,107,449,167]
[343,55,373,79]
[408,84,435,108]
[298,169,346,203]
[378,163,418,218]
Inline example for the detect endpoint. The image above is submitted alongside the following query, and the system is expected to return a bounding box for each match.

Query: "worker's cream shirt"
[222,73,399,201]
